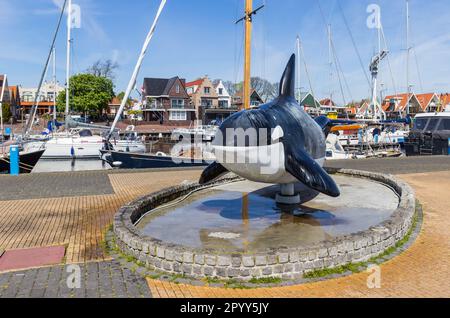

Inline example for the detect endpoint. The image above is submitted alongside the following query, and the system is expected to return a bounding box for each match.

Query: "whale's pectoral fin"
[199,162,229,185]
[285,149,340,197]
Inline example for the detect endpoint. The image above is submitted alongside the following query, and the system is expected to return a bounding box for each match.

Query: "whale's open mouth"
[212,143,284,166]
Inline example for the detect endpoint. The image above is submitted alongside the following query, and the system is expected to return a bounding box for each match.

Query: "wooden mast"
[243,0,253,110]
[236,0,264,110]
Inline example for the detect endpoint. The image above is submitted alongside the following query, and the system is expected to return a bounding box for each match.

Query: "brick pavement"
[0,158,449,298]
[0,261,151,298]
[146,171,450,298]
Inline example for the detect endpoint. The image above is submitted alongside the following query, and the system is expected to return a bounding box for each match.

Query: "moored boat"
[0,149,45,174]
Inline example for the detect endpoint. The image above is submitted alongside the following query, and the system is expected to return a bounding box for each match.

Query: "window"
[176,85,180,94]
[171,99,184,109]
[219,88,223,95]
[219,100,229,108]
[201,99,213,108]
[204,87,210,94]
[170,111,187,121]
[438,119,450,131]
[414,118,428,131]
[425,118,440,131]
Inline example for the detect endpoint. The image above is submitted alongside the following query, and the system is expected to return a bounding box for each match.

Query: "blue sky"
[1,0,449,104]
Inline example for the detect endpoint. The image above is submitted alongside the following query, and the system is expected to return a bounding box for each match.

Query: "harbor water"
[32,159,110,173]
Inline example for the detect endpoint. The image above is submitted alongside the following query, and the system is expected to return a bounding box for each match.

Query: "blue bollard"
[10,145,20,176]
[448,138,450,156]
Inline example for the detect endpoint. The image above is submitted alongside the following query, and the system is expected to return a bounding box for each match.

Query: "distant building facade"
[201,80,237,125]
[19,81,65,117]
[0,75,20,120]
[232,89,263,109]
[186,77,219,123]
[142,77,195,126]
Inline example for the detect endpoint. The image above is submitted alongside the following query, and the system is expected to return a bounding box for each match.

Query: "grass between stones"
[103,201,421,288]
[303,202,421,280]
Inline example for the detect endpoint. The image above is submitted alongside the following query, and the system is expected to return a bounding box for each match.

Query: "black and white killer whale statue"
[200,54,340,205]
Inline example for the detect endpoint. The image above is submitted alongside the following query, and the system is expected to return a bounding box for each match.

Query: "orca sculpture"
[200,54,340,202]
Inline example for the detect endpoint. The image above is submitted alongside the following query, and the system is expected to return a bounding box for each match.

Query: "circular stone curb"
[113,170,416,281]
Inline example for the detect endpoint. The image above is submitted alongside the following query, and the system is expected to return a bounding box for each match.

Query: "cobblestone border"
[113,170,416,281]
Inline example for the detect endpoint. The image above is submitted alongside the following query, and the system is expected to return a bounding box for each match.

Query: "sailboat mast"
[406,0,410,116]
[53,47,57,122]
[108,0,167,139]
[296,36,301,102]
[328,24,333,103]
[65,0,72,124]
[243,0,253,110]
[0,74,6,133]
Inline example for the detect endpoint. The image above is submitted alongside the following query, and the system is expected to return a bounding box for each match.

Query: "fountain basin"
[113,169,416,281]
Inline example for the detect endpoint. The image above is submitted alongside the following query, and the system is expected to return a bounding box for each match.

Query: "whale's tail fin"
[279,54,296,98]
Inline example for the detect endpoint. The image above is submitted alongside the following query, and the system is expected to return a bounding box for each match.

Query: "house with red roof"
[416,93,440,112]
[438,93,450,111]
[0,75,21,121]
[186,76,219,123]
[382,93,422,117]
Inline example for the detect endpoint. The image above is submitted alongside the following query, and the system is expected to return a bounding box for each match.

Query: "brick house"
[186,77,219,123]
[0,75,20,120]
[201,80,237,125]
[142,77,195,126]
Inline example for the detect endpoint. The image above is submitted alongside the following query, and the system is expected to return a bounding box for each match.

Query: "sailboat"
[101,0,212,169]
[23,0,114,160]
[102,0,264,170]
[0,76,45,174]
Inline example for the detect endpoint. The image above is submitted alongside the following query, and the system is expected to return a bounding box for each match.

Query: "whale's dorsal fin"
[285,145,340,197]
[279,54,296,98]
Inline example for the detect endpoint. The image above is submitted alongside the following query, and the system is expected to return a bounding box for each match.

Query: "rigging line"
[261,0,267,81]
[337,0,371,89]
[333,40,354,103]
[24,0,68,136]
[413,48,424,92]
[331,40,346,105]
[299,39,315,98]
[232,0,241,86]
[380,26,398,97]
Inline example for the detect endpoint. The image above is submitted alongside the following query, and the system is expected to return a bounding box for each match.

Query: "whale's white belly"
[213,143,325,184]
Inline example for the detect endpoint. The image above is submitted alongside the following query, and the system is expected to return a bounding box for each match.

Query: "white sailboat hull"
[24,136,105,159]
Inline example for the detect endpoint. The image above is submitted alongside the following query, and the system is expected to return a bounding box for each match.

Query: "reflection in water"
[32,159,110,173]
[138,181,397,253]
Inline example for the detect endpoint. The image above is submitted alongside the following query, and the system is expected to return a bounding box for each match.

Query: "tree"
[250,77,277,102]
[116,92,133,107]
[57,74,115,117]
[86,59,119,80]
[1,102,12,123]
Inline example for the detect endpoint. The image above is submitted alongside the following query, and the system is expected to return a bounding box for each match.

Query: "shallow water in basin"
[137,176,399,253]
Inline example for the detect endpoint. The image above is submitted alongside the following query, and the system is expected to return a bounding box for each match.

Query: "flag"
[69,4,82,29]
